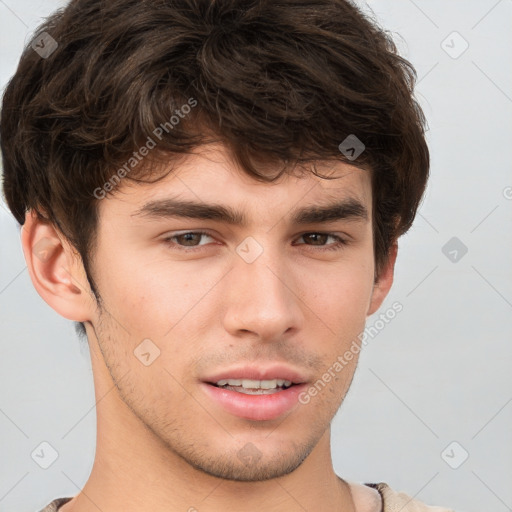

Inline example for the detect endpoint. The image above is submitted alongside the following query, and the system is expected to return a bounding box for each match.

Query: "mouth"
[201,365,309,421]
[210,378,294,395]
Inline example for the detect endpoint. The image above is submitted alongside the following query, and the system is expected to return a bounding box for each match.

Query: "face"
[76,144,390,481]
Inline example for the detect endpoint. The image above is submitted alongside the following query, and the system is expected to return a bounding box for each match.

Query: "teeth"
[215,378,292,389]
[227,387,277,395]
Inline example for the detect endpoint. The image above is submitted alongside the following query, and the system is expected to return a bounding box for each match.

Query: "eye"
[162,231,215,250]
[294,232,348,251]
[162,231,348,252]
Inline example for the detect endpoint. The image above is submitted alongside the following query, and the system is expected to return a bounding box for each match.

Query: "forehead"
[99,143,372,224]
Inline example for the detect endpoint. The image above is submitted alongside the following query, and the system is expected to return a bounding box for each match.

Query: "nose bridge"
[222,236,302,340]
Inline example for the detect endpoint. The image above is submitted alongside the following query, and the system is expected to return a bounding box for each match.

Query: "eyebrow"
[131,197,369,226]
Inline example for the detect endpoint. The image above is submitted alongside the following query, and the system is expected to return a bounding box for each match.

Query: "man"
[0,0,453,510]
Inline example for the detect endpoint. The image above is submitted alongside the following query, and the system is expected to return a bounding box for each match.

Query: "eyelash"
[161,231,349,252]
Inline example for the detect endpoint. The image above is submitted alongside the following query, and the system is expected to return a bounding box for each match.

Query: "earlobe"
[367,241,398,317]
[21,210,93,322]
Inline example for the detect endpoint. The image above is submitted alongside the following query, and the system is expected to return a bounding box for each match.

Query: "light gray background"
[1,1,511,511]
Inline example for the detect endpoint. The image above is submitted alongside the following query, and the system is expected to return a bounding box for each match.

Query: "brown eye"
[295,232,348,251]
[301,233,329,245]
[162,231,214,250]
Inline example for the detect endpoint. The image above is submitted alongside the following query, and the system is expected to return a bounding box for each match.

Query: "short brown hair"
[1,0,429,336]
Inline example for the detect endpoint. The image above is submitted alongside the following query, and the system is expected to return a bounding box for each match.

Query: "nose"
[221,241,304,343]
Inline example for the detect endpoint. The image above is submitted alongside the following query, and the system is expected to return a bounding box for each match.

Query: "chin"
[188,448,311,482]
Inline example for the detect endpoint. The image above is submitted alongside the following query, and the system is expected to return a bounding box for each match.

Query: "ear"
[367,241,398,316]
[20,209,95,322]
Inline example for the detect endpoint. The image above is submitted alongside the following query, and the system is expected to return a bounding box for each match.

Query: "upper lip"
[203,364,309,385]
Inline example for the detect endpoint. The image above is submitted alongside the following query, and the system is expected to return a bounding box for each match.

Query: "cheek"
[306,259,375,333]
[92,247,171,330]
[97,253,222,338]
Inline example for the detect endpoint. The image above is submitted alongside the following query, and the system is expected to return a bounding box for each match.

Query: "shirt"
[37,482,454,511]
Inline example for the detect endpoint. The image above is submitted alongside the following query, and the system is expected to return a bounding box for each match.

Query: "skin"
[22,143,396,512]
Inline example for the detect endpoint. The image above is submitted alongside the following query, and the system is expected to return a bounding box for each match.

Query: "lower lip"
[200,382,308,421]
